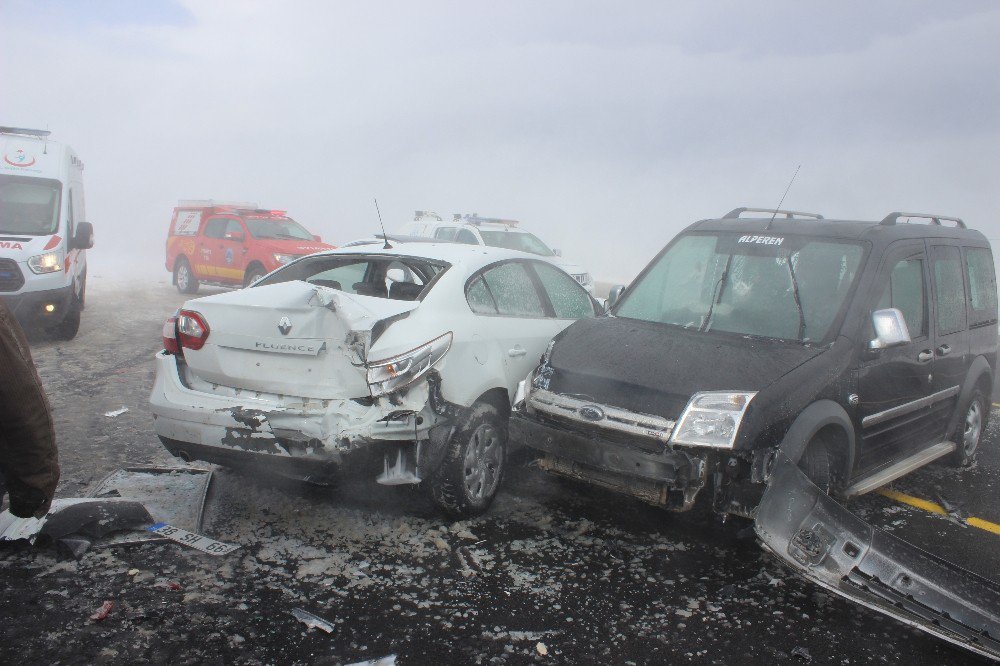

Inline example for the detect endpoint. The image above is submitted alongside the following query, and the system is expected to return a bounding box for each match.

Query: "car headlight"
[367,332,453,397]
[28,251,63,274]
[669,391,756,449]
[273,253,297,265]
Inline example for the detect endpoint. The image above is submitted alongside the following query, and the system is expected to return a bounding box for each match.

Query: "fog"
[3,0,999,283]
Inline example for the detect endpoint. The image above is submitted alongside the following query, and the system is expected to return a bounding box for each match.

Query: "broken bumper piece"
[149,352,439,478]
[755,452,1000,661]
[509,410,707,511]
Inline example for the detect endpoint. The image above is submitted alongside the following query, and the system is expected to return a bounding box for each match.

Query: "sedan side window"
[466,276,498,314]
[456,228,479,245]
[482,262,546,317]
[532,262,595,319]
[875,255,927,338]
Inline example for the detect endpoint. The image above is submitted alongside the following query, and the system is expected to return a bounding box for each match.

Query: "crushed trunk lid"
[182,281,419,399]
[755,452,1000,660]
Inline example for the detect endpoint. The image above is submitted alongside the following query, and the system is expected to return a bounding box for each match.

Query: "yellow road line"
[992,402,1000,408]
[878,488,1000,535]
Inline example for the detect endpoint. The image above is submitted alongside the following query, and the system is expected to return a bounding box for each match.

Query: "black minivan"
[510,208,997,516]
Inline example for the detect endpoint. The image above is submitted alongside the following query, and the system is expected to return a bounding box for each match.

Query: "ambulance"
[0,127,94,339]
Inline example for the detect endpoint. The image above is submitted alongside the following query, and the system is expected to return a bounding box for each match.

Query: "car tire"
[945,389,987,467]
[243,264,266,288]
[798,441,831,495]
[174,257,199,294]
[428,403,507,518]
[49,293,81,341]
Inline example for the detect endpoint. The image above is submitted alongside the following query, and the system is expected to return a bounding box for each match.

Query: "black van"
[510,208,997,516]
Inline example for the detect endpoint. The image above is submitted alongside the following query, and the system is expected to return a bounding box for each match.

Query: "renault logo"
[579,405,605,421]
[278,316,292,336]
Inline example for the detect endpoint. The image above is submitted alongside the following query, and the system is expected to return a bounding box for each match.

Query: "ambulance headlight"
[28,251,63,274]
[273,253,297,265]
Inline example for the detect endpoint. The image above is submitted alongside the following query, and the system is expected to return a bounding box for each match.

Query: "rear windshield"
[615,232,866,343]
[0,175,62,235]
[255,254,449,301]
[244,216,314,241]
[479,229,554,256]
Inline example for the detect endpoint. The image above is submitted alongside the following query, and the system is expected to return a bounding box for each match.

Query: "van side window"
[482,262,546,317]
[965,247,998,327]
[875,256,927,337]
[434,227,458,241]
[67,189,75,237]
[532,262,595,319]
[203,218,228,239]
[466,276,498,314]
[456,228,479,245]
[931,246,966,335]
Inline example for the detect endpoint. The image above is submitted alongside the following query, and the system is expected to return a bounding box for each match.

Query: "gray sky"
[3,0,999,282]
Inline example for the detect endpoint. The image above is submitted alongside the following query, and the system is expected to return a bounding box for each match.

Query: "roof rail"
[0,126,51,138]
[456,213,520,227]
[176,199,259,210]
[723,207,824,220]
[414,210,443,222]
[880,212,966,229]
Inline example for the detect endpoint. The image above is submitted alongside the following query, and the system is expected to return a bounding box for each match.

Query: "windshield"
[244,216,314,241]
[478,229,553,256]
[615,233,865,343]
[255,253,449,301]
[0,175,62,235]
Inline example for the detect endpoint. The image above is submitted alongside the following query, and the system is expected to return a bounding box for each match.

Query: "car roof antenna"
[374,197,391,249]
[766,164,801,230]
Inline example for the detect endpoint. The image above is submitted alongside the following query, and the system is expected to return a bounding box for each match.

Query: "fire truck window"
[203,218,228,239]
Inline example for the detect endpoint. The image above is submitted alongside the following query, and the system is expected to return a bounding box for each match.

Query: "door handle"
[508,347,527,358]
[937,344,952,356]
[917,350,933,362]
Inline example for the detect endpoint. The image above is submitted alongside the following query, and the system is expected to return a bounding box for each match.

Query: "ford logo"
[579,405,605,421]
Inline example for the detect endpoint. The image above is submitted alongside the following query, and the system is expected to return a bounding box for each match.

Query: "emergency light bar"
[0,126,51,138]
[176,199,260,210]
[414,210,443,222]
[454,213,520,227]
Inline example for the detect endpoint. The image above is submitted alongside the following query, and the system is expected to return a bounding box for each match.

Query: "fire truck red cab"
[165,200,335,293]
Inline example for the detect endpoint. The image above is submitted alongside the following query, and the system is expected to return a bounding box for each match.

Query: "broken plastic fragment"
[104,407,129,418]
[346,656,397,666]
[536,642,549,656]
[0,498,153,547]
[90,600,114,622]
[291,607,334,633]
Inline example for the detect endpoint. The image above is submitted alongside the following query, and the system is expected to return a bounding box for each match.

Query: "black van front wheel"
[946,389,987,467]
[798,441,831,495]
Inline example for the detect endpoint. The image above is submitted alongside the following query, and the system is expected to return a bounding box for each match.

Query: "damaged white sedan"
[150,242,597,516]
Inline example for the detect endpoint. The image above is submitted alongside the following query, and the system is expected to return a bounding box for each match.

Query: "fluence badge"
[278,316,292,336]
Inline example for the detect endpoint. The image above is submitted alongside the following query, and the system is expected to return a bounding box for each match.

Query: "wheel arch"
[172,254,190,284]
[945,355,993,437]
[776,399,856,485]
[243,260,267,287]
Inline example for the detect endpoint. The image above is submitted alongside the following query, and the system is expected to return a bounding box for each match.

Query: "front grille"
[528,387,675,442]
[0,258,25,292]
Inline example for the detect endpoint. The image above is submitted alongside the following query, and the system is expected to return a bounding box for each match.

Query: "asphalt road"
[1,276,997,665]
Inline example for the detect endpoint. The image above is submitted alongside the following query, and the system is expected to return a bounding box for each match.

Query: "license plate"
[147,522,239,555]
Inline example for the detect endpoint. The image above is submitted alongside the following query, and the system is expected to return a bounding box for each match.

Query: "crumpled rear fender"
[755,452,1000,661]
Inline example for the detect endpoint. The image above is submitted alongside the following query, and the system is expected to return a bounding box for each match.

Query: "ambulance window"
[67,190,75,236]
[204,218,228,239]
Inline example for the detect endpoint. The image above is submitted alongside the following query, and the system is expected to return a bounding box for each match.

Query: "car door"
[197,217,228,278]
[855,240,939,473]
[471,261,557,388]
[206,217,246,284]
[528,260,597,330]
[927,242,971,433]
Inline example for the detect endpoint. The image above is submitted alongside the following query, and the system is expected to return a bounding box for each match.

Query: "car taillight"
[162,314,181,354]
[177,310,210,351]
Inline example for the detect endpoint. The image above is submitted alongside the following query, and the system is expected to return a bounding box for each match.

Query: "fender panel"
[776,399,856,477]
[944,355,992,437]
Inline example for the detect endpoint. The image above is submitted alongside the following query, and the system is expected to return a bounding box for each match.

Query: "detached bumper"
[510,410,708,510]
[149,351,439,474]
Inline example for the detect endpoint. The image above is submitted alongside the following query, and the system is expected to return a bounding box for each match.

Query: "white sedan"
[150,242,598,517]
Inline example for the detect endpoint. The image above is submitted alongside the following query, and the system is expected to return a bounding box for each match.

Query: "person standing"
[0,300,59,518]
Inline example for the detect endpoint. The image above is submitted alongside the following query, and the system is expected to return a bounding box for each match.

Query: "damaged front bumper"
[509,408,708,511]
[149,352,448,481]
[756,452,1000,660]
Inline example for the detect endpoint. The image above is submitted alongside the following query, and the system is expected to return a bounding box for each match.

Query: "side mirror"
[313,235,322,242]
[552,248,562,257]
[869,308,911,349]
[607,284,626,308]
[71,222,94,250]
[224,230,245,242]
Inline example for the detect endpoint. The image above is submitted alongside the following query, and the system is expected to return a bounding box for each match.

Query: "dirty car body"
[150,242,597,516]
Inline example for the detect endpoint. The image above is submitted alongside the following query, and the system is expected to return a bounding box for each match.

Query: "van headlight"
[367,332,453,397]
[669,391,756,449]
[28,251,63,274]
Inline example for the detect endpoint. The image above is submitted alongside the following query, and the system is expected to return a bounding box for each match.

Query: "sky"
[2,0,999,282]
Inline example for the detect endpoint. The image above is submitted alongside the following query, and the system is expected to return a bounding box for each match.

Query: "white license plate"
[147,522,239,555]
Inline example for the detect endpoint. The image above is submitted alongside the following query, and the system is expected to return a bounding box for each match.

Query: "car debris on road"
[291,607,335,634]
